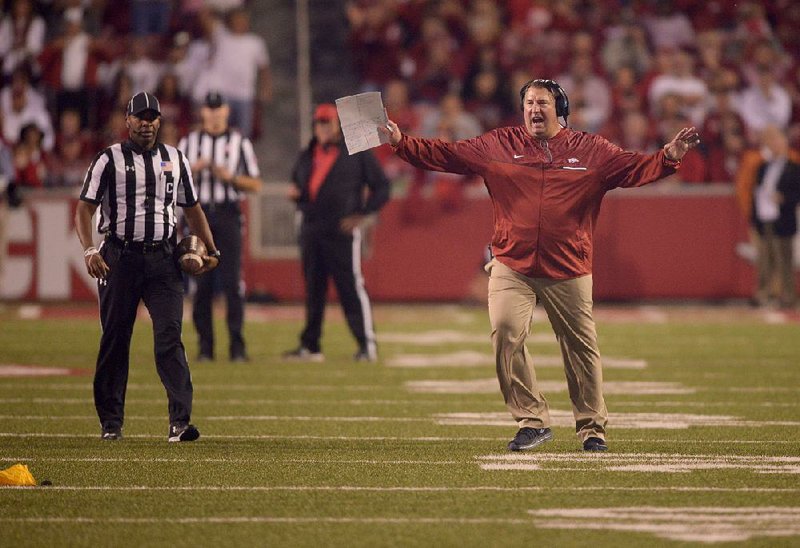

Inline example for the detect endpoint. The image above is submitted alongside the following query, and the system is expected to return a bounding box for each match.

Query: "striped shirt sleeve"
[79,149,111,204]
[176,148,198,207]
[240,137,261,178]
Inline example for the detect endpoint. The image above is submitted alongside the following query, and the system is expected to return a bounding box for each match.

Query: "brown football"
[177,235,207,275]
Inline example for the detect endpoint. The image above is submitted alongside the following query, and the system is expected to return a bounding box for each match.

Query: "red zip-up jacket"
[394,126,680,279]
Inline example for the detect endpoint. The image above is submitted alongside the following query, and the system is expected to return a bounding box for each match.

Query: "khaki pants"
[486,259,607,441]
[755,224,796,307]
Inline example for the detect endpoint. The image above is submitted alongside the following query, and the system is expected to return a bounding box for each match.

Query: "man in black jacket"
[284,103,390,362]
[750,126,800,309]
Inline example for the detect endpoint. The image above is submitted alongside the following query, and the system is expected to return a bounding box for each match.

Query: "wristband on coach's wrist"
[84,247,99,257]
[208,249,221,259]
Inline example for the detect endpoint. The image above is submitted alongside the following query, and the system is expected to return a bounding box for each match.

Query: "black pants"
[94,239,192,430]
[299,224,376,356]
[193,205,245,358]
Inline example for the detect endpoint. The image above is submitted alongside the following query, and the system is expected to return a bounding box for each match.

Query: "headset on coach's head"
[518,79,570,126]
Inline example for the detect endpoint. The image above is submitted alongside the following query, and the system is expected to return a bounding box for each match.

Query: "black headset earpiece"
[519,79,570,121]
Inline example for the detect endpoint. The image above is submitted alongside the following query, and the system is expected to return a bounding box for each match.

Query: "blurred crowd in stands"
[0,0,270,193]
[347,0,800,211]
[2,0,798,200]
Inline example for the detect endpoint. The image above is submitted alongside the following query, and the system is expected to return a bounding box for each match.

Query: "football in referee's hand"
[177,235,207,275]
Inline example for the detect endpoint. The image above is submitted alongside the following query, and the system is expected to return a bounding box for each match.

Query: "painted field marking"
[0,415,432,423]
[2,509,797,542]
[1,432,798,446]
[406,379,694,395]
[0,398,453,406]
[378,331,556,345]
[435,410,800,429]
[0,382,386,392]
[2,382,794,395]
[9,411,797,429]
[0,516,530,525]
[526,507,800,543]
[0,397,795,410]
[387,352,646,369]
[0,432,507,441]
[1,485,799,493]
[0,365,90,377]
[613,401,798,408]
[477,453,800,474]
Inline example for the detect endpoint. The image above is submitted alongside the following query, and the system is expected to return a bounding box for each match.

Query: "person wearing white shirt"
[197,7,271,138]
[648,48,708,127]
[737,67,792,138]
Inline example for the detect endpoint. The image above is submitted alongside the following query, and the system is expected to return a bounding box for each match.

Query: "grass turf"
[0,303,798,547]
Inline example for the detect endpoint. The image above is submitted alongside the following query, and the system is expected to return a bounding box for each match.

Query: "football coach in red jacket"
[380,79,700,452]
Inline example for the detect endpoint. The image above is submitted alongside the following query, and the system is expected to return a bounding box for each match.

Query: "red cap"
[313,103,338,121]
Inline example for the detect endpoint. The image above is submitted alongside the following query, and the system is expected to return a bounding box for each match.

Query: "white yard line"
[476,453,800,474]
[5,412,799,429]
[0,398,449,406]
[1,485,798,493]
[406,379,695,395]
[0,516,532,525]
[0,415,430,422]
[434,410,800,429]
[527,507,800,543]
[387,352,646,369]
[1,432,798,444]
[613,438,799,444]
[0,383,386,392]
[0,397,794,409]
[0,433,504,441]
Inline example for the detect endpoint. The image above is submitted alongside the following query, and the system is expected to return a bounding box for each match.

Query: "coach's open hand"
[663,127,701,161]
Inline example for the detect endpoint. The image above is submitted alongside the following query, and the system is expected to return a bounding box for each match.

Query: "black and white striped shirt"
[178,130,260,208]
[80,140,197,242]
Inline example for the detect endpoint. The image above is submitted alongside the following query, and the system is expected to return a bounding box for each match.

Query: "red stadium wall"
[244,187,758,302]
[0,187,769,302]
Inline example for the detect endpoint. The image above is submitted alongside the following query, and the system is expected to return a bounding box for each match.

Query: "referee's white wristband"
[84,247,99,257]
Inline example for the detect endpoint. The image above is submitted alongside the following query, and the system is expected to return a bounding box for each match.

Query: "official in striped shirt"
[178,91,263,362]
[74,91,220,443]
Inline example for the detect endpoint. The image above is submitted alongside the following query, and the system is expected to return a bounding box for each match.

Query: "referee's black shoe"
[168,424,200,442]
[507,427,553,451]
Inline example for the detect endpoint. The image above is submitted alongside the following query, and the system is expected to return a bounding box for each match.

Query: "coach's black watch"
[209,249,221,259]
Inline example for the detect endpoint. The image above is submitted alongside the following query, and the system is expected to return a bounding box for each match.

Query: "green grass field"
[1,302,799,547]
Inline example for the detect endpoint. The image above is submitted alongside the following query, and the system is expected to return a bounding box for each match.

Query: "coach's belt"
[107,235,170,253]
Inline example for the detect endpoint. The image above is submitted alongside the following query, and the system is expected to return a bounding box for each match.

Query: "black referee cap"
[205,91,226,109]
[127,91,161,117]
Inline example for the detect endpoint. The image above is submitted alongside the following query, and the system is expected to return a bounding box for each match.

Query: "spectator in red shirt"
[13,122,48,189]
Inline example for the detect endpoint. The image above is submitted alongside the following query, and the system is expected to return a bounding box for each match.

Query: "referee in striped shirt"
[178,92,263,362]
[74,91,220,442]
